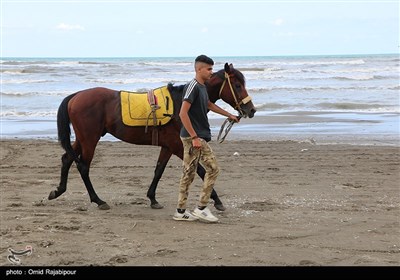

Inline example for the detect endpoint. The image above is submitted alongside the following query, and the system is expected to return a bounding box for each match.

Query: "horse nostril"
[248,108,256,118]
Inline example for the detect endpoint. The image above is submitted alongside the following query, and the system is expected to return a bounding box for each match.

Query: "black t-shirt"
[180,79,211,141]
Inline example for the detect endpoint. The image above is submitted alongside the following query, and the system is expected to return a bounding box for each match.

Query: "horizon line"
[2,53,398,59]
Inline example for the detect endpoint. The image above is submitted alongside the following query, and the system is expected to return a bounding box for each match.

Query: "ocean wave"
[1,90,72,97]
[1,79,57,84]
[252,102,399,113]
[237,67,267,72]
[1,66,94,75]
[2,101,398,119]
[1,55,398,121]
[388,85,400,90]
[1,59,107,66]
[253,59,366,67]
[139,61,192,67]
[1,83,396,98]
[254,102,288,110]
[332,75,395,81]
[0,110,58,118]
[242,70,398,82]
[1,69,25,74]
[316,102,400,112]
[1,60,50,65]
[236,62,383,77]
[317,66,398,74]
[248,85,398,94]
[88,77,184,84]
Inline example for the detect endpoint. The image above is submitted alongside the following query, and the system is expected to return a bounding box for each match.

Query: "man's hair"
[195,55,214,65]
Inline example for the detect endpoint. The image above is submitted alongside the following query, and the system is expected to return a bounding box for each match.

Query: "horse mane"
[167,82,185,119]
[167,82,185,95]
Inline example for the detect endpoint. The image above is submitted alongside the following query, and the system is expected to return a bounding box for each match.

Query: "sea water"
[1,54,399,144]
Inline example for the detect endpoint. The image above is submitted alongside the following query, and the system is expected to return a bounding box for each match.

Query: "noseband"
[218,71,252,116]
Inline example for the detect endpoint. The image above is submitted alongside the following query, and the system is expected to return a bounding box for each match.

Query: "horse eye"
[235,84,241,89]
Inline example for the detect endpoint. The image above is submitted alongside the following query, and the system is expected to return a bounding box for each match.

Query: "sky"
[1,0,399,57]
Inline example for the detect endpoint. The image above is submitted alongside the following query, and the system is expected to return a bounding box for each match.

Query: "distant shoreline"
[2,53,398,59]
[2,111,399,146]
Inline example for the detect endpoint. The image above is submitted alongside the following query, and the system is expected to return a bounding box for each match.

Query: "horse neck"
[206,77,222,104]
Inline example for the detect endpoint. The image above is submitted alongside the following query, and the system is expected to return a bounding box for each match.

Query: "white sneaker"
[193,207,219,222]
[173,210,199,221]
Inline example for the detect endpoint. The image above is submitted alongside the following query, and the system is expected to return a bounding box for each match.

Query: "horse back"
[66,87,119,131]
[71,87,118,103]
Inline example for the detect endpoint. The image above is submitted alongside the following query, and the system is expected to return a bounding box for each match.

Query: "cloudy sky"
[2,0,399,57]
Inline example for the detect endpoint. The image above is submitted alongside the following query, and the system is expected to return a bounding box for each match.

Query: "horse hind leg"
[48,152,75,200]
[49,140,81,200]
[50,138,110,210]
[76,140,110,210]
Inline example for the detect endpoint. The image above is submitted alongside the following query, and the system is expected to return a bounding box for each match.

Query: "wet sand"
[0,139,399,266]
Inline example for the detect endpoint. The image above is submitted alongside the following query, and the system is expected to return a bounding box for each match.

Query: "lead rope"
[217,114,242,143]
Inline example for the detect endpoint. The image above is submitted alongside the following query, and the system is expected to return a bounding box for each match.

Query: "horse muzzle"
[239,102,256,118]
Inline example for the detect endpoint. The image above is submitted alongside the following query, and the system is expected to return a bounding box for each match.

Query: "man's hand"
[192,136,202,149]
[228,114,240,123]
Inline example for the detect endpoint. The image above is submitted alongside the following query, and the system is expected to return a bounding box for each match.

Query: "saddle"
[120,86,174,145]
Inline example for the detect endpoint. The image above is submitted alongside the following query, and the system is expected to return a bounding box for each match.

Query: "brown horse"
[48,63,256,210]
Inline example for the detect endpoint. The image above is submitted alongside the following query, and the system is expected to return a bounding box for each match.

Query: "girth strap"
[145,89,160,146]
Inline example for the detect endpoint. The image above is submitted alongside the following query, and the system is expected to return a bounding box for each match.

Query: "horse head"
[206,63,256,118]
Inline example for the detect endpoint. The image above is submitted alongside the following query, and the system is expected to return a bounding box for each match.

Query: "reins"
[217,114,242,143]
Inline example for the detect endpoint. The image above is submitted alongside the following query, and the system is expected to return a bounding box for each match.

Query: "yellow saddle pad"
[120,86,174,126]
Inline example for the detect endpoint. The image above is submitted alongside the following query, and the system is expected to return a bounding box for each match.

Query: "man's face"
[196,62,213,81]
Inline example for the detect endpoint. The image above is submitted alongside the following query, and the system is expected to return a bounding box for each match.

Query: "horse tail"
[57,93,79,163]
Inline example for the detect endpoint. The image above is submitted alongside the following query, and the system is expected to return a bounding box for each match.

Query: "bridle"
[216,71,252,143]
[218,71,252,117]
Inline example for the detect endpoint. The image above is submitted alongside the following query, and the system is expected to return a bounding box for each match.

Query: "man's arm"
[179,101,197,138]
[179,101,202,147]
[208,101,239,122]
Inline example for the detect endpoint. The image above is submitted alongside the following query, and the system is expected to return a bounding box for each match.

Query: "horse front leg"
[196,165,226,211]
[147,146,173,209]
[48,152,74,200]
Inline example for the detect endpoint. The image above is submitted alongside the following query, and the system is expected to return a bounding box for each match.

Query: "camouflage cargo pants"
[177,137,220,209]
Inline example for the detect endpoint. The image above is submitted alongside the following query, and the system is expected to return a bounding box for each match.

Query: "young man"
[173,55,239,222]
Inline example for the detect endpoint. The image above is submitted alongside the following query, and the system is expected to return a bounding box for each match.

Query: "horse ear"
[224,63,230,73]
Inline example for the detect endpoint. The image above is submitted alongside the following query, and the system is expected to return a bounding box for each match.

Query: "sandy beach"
[1,139,399,267]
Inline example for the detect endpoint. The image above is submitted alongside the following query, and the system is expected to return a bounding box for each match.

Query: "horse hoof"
[48,190,57,200]
[214,203,226,211]
[98,203,111,210]
[150,203,164,209]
